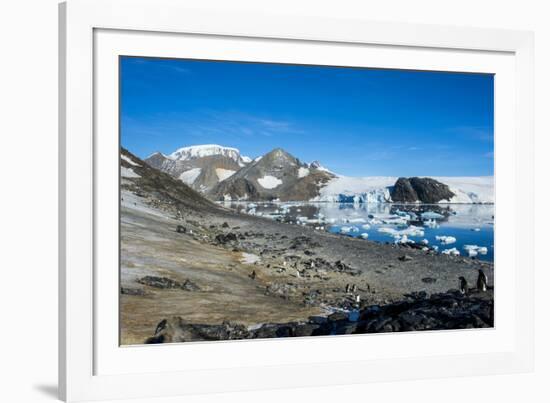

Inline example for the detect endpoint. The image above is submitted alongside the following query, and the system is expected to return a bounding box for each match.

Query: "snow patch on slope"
[121,154,140,166]
[216,168,236,181]
[178,168,201,185]
[298,167,310,178]
[258,175,283,189]
[121,167,141,178]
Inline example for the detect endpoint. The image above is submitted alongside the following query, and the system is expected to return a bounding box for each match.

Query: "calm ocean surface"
[222,202,494,263]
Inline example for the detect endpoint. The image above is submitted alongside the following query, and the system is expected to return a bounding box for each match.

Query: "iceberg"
[442,247,460,256]
[421,211,445,220]
[436,235,456,245]
[463,245,488,256]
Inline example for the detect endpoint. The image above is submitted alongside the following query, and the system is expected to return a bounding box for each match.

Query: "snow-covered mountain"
[145,145,252,192]
[142,144,494,204]
[210,148,335,201]
[168,144,251,166]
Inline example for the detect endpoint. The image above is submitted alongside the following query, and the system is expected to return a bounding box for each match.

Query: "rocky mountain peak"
[309,160,322,169]
[260,148,302,167]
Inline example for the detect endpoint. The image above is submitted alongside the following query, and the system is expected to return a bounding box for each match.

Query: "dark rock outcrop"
[137,276,200,291]
[391,177,419,203]
[390,177,455,203]
[145,289,493,343]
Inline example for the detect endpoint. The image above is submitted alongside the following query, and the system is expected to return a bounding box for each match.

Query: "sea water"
[221,202,494,263]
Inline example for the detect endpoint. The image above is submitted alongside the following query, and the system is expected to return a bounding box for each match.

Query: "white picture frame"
[59,0,534,401]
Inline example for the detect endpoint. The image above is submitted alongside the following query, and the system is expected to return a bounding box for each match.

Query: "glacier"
[314,175,493,204]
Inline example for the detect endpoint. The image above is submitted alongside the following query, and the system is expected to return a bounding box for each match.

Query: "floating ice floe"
[378,225,425,238]
[360,233,369,239]
[421,239,429,245]
[441,247,460,256]
[423,219,439,228]
[463,245,488,257]
[395,235,414,244]
[436,235,457,245]
[421,211,445,220]
[395,210,418,221]
[381,216,409,226]
[471,228,481,232]
[361,224,371,230]
[340,226,353,234]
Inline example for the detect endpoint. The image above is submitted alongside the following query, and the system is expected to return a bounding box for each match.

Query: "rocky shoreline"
[145,288,494,343]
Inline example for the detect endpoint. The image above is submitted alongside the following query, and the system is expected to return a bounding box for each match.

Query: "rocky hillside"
[145,145,251,193]
[121,147,220,214]
[390,177,455,203]
[210,148,334,201]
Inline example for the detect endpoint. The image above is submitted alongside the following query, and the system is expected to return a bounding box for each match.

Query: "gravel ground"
[120,189,493,345]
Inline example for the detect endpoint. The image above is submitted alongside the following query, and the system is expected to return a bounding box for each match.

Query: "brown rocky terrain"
[120,148,494,345]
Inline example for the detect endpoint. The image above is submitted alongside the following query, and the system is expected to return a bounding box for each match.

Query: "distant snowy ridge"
[315,176,493,204]
[434,177,494,204]
[167,144,252,166]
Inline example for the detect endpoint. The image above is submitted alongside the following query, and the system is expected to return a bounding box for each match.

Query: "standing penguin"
[458,276,468,295]
[476,269,488,292]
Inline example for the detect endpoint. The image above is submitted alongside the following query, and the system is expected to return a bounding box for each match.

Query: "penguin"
[154,319,168,335]
[476,269,488,292]
[355,295,361,303]
[351,284,357,293]
[249,270,256,280]
[458,276,468,295]
[345,284,351,293]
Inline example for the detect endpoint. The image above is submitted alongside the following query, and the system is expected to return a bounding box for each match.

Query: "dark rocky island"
[390,177,456,203]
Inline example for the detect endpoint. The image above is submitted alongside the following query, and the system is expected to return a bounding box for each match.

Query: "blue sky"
[121,56,494,176]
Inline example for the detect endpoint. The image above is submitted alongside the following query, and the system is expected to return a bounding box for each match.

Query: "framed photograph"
[59,0,534,401]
